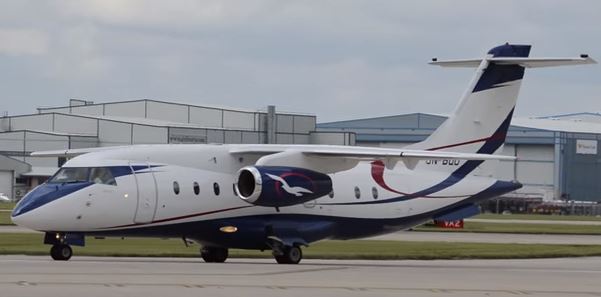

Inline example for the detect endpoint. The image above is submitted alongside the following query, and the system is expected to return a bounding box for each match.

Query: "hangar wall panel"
[293,134,309,144]
[241,132,260,144]
[0,132,25,151]
[293,116,316,134]
[69,136,99,148]
[207,130,225,143]
[24,132,69,151]
[10,114,53,131]
[276,115,293,133]
[224,131,242,143]
[132,125,167,144]
[516,162,554,185]
[276,133,293,144]
[223,111,254,130]
[517,145,554,161]
[23,156,58,167]
[53,114,98,135]
[563,136,601,201]
[103,101,146,118]
[68,104,104,116]
[168,128,207,144]
[146,101,188,122]
[189,107,222,128]
[98,120,132,146]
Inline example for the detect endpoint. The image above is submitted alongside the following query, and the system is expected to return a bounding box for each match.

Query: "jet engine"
[234,166,332,207]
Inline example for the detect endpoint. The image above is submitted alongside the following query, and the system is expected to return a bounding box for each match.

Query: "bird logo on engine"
[265,173,314,197]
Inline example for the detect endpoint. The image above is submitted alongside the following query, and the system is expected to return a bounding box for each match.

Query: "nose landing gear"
[50,244,73,261]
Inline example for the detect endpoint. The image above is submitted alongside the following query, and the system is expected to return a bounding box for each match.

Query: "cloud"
[0,28,48,56]
[0,1,600,121]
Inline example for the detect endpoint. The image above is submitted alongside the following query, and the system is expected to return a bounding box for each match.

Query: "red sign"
[434,220,464,229]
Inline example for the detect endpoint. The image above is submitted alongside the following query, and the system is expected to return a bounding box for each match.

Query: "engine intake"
[234,166,332,207]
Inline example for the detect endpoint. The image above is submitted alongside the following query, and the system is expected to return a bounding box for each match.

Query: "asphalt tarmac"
[0,256,600,297]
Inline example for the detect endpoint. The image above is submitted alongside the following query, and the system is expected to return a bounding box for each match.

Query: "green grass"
[416,221,601,235]
[2,233,601,260]
[0,212,12,225]
[0,202,15,210]
[474,213,601,221]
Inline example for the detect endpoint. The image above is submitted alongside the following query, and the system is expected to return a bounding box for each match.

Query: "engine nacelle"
[234,166,333,207]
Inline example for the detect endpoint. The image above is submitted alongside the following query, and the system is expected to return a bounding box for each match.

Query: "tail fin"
[407,43,595,156]
[407,44,530,154]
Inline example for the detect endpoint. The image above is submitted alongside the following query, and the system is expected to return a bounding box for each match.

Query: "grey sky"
[1,0,600,122]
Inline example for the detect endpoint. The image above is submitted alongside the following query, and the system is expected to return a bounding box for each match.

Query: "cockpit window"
[49,167,89,183]
[90,167,116,186]
[49,167,117,186]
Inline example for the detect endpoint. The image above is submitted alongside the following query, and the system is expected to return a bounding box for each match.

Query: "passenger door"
[131,163,158,223]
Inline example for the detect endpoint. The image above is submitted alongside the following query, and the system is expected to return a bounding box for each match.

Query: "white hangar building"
[317,112,601,203]
[0,99,353,200]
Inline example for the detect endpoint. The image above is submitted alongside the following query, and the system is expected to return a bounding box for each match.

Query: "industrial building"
[1,99,600,208]
[318,112,601,204]
[0,99,353,200]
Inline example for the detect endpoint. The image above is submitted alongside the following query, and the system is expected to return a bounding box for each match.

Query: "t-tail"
[407,43,596,158]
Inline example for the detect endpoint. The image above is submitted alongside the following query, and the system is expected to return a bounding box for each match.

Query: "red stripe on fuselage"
[100,205,253,229]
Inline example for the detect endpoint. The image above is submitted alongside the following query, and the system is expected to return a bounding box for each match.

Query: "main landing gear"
[50,244,73,261]
[273,245,302,264]
[201,246,229,263]
[267,236,303,264]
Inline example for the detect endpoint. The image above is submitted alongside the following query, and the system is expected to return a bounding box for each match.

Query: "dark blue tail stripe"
[472,44,530,93]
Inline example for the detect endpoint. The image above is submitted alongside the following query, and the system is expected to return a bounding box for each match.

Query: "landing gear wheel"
[274,246,302,264]
[201,247,228,263]
[50,244,72,261]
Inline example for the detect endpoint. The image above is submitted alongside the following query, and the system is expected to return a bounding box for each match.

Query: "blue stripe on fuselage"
[11,182,94,217]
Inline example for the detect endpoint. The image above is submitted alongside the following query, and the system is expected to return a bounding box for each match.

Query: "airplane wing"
[230,145,515,173]
[230,145,515,160]
[30,146,129,157]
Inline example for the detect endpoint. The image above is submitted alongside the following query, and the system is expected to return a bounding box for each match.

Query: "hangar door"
[0,171,13,200]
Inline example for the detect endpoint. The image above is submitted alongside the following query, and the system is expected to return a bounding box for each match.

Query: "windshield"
[49,168,89,183]
[49,167,117,186]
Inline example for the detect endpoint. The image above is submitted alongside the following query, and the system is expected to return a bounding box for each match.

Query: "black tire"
[201,247,228,263]
[50,244,72,261]
[275,246,302,264]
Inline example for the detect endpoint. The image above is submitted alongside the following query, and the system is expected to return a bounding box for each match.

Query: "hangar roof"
[317,112,601,143]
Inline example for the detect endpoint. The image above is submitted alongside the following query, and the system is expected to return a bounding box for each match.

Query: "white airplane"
[11,44,595,264]
[0,193,10,202]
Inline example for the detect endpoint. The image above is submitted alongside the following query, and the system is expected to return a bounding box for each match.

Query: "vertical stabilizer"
[407,44,531,156]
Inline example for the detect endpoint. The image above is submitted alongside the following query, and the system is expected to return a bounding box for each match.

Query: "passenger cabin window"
[213,182,220,196]
[193,182,200,195]
[173,181,180,195]
[49,167,118,186]
[372,187,378,199]
[354,186,361,199]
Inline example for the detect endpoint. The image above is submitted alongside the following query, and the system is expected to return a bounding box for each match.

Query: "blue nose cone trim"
[11,182,93,217]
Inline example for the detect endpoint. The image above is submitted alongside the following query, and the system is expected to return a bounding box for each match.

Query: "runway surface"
[0,256,600,297]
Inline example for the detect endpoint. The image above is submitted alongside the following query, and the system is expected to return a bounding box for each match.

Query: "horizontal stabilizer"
[430,56,596,68]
